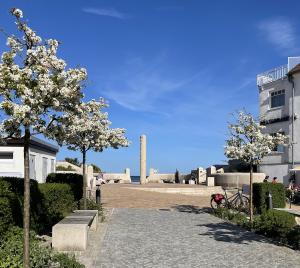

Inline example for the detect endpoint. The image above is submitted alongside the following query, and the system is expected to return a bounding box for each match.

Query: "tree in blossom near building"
[49,99,129,209]
[224,111,287,223]
[0,8,86,267]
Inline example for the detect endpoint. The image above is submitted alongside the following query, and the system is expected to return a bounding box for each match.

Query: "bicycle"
[286,185,300,208]
[211,187,250,213]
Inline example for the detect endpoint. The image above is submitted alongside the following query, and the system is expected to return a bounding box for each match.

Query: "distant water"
[131,176,140,183]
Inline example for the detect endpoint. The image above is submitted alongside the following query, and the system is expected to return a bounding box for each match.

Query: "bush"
[0,177,45,233]
[39,183,75,230]
[51,253,85,268]
[0,180,21,236]
[253,209,295,241]
[0,226,85,268]
[56,165,76,171]
[287,226,300,250]
[253,182,285,214]
[214,208,249,228]
[46,173,83,201]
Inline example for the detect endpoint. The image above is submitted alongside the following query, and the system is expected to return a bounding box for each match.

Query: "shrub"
[0,226,52,268]
[56,165,76,171]
[213,208,249,228]
[46,173,83,201]
[253,182,285,213]
[39,183,75,230]
[0,180,21,236]
[0,226,85,268]
[253,209,295,242]
[51,253,85,268]
[287,226,300,250]
[0,177,45,233]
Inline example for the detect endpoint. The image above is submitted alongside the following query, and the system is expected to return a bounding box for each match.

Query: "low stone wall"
[147,173,175,183]
[147,173,190,183]
[97,168,131,184]
[102,173,131,183]
[213,172,265,188]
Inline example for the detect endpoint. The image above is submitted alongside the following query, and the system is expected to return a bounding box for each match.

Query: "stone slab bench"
[52,210,98,251]
[274,208,300,225]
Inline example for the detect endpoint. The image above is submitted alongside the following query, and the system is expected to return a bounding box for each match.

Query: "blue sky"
[1,0,299,175]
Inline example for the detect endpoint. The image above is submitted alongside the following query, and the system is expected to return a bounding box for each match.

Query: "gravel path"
[95,208,300,268]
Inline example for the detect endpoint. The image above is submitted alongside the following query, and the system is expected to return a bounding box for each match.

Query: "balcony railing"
[257,64,288,86]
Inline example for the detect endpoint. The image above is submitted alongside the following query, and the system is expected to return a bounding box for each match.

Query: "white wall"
[29,147,56,183]
[258,164,290,185]
[0,146,24,177]
[0,145,56,183]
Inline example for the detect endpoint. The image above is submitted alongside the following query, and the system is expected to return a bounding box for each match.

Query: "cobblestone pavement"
[95,208,300,268]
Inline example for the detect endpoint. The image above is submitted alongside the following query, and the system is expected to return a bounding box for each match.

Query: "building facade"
[257,57,300,185]
[0,137,59,183]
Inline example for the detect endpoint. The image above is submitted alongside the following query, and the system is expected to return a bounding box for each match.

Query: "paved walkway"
[93,208,300,268]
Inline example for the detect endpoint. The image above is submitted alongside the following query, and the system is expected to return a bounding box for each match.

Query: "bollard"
[267,192,273,210]
[96,185,101,204]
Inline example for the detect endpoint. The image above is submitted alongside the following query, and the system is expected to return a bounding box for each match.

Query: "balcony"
[257,64,288,87]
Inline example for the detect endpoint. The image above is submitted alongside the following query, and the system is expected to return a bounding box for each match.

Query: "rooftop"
[2,136,59,153]
[257,57,300,87]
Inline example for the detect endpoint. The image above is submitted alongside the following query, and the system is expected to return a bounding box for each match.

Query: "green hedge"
[0,180,21,236]
[253,182,285,213]
[0,226,85,268]
[46,173,83,201]
[38,183,75,231]
[0,177,45,233]
[253,209,296,242]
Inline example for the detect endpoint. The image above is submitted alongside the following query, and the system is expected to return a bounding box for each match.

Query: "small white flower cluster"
[11,8,23,18]
[47,99,129,154]
[0,8,129,156]
[224,111,287,165]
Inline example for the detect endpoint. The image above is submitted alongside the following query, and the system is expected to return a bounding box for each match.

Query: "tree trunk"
[249,163,254,225]
[82,149,87,210]
[23,127,30,268]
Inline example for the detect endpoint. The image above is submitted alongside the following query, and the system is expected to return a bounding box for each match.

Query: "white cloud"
[82,7,128,19]
[102,56,202,112]
[258,17,296,52]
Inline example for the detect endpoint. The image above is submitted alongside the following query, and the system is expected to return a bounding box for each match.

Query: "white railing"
[257,64,288,86]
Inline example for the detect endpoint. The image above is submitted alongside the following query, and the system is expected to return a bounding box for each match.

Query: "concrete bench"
[274,208,300,225]
[52,210,98,251]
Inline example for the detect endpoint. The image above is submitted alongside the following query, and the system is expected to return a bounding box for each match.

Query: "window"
[270,89,285,108]
[0,152,13,159]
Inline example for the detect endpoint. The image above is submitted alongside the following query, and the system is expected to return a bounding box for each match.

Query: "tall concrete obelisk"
[140,135,147,184]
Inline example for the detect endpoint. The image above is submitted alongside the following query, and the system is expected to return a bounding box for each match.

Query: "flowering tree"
[224,111,286,223]
[0,8,86,267]
[49,99,129,209]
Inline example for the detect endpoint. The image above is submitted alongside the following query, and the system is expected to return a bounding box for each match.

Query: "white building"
[257,57,300,185]
[0,137,59,183]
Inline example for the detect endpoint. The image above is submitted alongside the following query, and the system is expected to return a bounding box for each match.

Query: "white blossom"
[0,8,86,139]
[48,99,129,153]
[224,111,287,165]
[11,8,23,18]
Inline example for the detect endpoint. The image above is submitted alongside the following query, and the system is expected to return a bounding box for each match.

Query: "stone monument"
[140,135,147,184]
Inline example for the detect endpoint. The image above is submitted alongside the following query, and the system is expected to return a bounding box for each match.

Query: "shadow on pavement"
[172,205,212,214]
[197,221,268,245]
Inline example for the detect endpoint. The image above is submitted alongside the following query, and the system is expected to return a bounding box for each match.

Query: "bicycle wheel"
[233,195,250,213]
